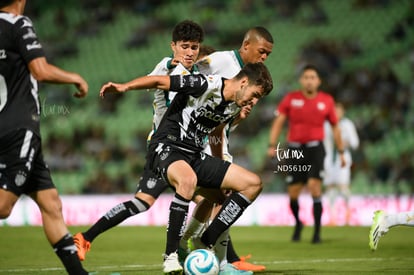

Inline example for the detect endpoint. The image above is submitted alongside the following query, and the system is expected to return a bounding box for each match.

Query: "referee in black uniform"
[0,1,90,274]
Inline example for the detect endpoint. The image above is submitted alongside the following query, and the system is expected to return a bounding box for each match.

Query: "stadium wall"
[2,194,413,227]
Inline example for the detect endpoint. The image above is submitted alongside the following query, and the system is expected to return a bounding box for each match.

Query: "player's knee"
[245,173,263,198]
[176,175,197,195]
[250,173,262,188]
[0,192,18,219]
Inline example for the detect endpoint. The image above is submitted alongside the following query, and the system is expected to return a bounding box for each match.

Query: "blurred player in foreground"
[0,0,90,274]
[323,102,359,225]
[267,65,345,243]
[369,210,414,251]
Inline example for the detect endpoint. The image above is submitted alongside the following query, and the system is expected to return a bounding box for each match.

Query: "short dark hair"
[172,20,204,43]
[235,63,273,95]
[301,64,320,77]
[198,45,215,58]
[0,0,14,9]
[252,26,274,44]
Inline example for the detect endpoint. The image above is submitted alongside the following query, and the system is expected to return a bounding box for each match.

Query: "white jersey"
[323,118,359,185]
[197,50,244,161]
[149,58,199,130]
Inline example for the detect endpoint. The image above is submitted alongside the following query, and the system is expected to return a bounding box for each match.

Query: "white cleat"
[163,252,183,275]
[369,210,389,251]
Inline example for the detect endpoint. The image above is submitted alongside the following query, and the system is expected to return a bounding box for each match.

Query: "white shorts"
[324,153,352,186]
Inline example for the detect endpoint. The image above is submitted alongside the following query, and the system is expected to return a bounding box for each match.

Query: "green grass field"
[0,226,413,274]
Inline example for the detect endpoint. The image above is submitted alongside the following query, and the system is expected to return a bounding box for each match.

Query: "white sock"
[180,217,204,248]
[386,211,414,227]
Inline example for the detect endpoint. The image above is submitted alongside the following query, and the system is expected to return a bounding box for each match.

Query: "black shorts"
[147,143,231,189]
[0,129,55,196]
[135,162,169,198]
[283,142,325,184]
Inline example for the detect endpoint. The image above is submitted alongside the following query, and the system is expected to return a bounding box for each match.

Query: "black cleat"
[311,234,322,244]
[291,222,303,242]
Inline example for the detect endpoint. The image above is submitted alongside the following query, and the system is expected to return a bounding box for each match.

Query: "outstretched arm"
[28,57,88,98]
[99,75,170,98]
[267,113,287,158]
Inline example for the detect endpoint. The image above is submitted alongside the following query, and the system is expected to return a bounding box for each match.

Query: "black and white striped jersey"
[0,12,45,137]
[150,74,240,153]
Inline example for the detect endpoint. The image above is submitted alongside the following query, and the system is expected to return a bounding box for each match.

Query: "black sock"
[165,193,190,255]
[83,198,149,242]
[313,197,323,236]
[201,193,250,247]
[54,233,88,275]
[290,199,300,224]
[226,235,240,263]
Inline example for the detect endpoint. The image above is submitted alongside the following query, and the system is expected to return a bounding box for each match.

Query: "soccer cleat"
[74,232,91,261]
[291,221,303,242]
[311,234,322,244]
[369,210,389,251]
[219,263,253,275]
[163,252,183,275]
[232,254,266,272]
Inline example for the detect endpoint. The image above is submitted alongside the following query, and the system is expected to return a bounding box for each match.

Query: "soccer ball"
[184,249,219,275]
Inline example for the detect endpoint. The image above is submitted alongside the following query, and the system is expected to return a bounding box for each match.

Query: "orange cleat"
[232,254,266,272]
[73,232,91,261]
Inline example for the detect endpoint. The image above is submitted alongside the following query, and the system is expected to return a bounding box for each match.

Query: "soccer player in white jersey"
[369,210,414,250]
[180,26,273,272]
[323,103,359,225]
[73,19,204,261]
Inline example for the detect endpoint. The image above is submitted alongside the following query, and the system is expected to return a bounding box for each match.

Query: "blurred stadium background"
[21,0,414,197]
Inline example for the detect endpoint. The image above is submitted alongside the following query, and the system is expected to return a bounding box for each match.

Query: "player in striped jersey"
[180,26,273,272]
[0,0,90,274]
[99,62,273,275]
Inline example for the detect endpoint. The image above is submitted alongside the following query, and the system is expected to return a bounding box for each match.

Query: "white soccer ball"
[184,249,219,275]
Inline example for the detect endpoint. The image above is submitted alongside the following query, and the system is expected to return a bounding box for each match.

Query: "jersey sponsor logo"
[195,123,213,134]
[317,102,326,110]
[197,106,232,123]
[26,41,42,51]
[291,99,304,107]
[0,49,6,59]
